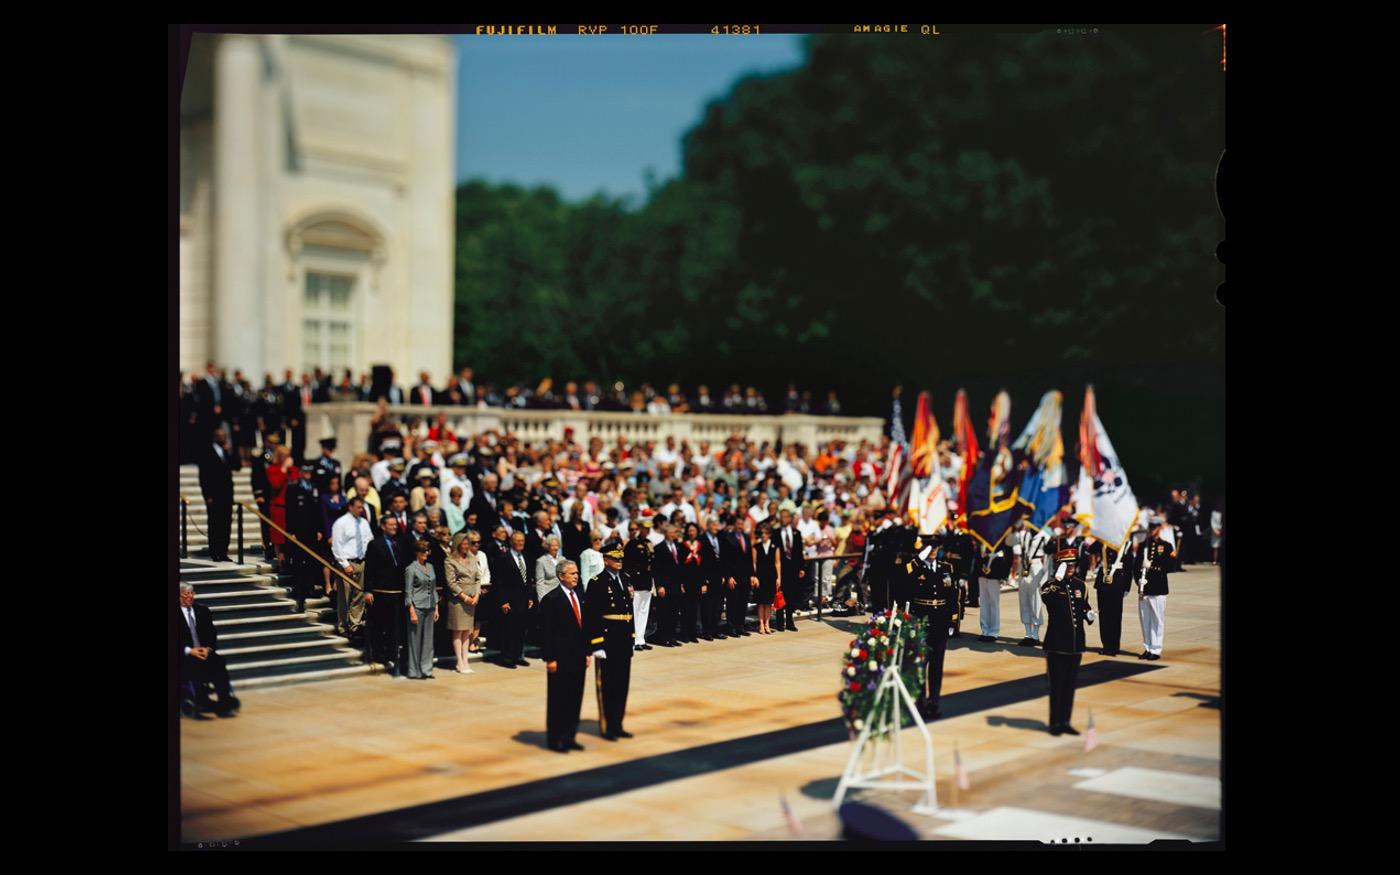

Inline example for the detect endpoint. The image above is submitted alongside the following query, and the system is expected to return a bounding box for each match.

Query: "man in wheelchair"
[179,583,239,718]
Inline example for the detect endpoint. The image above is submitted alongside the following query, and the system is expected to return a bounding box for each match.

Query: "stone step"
[179,560,266,579]
[194,588,287,605]
[207,599,300,617]
[222,637,351,661]
[182,576,278,593]
[219,626,340,647]
[226,649,366,675]
[232,662,375,690]
[212,612,322,633]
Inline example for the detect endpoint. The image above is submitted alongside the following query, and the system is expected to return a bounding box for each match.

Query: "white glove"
[1055,564,1068,581]
[1086,610,1097,624]
[591,649,607,660]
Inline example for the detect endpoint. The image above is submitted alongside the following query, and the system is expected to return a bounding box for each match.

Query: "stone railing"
[305,403,883,456]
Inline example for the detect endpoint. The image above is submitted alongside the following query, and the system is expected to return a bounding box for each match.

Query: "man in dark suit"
[469,473,503,537]
[650,524,684,646]
[489,530,534,668]
[179,584,239,716]
[363,514,407,675]
[774,509,806,632]
[454,367,477,406]
[191,362,229,443]
[197,427,240,562]
[540,559,590,752]
[721,516,756,637]
[286,465,323,611]
[525,512,554,569]
[284,372,318,464]
[411,371,438,407]
[700,517,727,640]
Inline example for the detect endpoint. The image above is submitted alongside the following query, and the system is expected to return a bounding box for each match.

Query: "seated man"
[178,583,239,717]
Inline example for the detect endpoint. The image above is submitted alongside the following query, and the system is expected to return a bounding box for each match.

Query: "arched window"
[285,211,384,376]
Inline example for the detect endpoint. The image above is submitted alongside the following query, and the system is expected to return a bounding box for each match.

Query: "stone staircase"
[179,464,373,689]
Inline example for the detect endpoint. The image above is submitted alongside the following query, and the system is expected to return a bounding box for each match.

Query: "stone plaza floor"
[178,564,1222,845]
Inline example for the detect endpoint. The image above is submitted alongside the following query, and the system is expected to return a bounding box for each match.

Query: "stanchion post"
[237,504,244,566]
[181,499,188,559]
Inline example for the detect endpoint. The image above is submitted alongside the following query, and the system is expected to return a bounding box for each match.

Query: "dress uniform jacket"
[908,556,960,629]
[583,569,634,738]
[1040,574,1092,654]
[1128,538,1174,595]
[984,544,1014,579]
[623,537,654,592]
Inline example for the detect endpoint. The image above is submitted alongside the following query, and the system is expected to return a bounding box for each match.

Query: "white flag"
[1075,387,1141,550]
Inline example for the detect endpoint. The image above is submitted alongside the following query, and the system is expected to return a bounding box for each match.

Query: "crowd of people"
[178,360,848,467]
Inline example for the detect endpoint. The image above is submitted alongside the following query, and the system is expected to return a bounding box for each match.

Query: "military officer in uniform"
[1012,519,1050,647]
[585,539,636,740]
[1041,547,1095,735]
[938,523,976,637]
[977,539,1014,642]
[909,537,960,719]
[286,465,323,612]
[624,516,655,651]
[1131,520,1174,660]
[311,437,342,498]
[1095,539,1131,656]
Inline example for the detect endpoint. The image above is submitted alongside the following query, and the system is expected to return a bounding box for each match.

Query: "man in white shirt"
[330,496,373,639]
[1011,519,1049,646]
[653,436,680,467]
[440,453,475,509]
[659,486,697,526]
[748,495,771,527]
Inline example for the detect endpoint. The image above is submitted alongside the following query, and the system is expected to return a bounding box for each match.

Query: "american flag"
[885,394,913,511]
[954,742,971,791]
[1084,710,1098,753]
[780,794,804,836]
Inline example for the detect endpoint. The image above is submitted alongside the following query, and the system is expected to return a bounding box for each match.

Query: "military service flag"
[1074,386,1141,550]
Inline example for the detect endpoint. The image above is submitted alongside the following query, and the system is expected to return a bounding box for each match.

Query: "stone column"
[213,34,263,373]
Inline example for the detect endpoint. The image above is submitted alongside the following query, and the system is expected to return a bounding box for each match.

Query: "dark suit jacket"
[722,530,756,582]
[411,384,438,406]
[197,442,240,500]
[538,586,588,667]
[525,529,552,569]
[701,532,725,583]
[776,526,804,585]
[364,535,408,591]
[178,602,219,653]
[469,493,502,536]
[652,539,684,594]
[491,548,533,610]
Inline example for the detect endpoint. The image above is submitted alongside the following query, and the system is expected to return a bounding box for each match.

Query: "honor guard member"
[380,458,411,507]
[909,537,960,719]
[1041,547,1096,735]
[887,517,920,608]
[624,513,656,651]
[585,539,636,740]
[864,509,900,612]
[939,524,977,636]
[1131,519,1174,660]
[286,465,323,611]
[1095,538,1131,656]
[978,539,1014,642]
[249,435,279,556]
[1043,515,1084,572]
[312,437,342,497]
[1012,519,1050,646]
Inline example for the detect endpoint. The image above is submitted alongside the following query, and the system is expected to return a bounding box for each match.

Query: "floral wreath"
[837,609,929,737]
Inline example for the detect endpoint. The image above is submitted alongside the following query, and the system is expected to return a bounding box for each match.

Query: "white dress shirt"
[183,605,201,655]
[370,459,393,491]
[331,514,373,565]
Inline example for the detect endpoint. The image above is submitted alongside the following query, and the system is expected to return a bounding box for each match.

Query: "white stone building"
[179,34,457,383]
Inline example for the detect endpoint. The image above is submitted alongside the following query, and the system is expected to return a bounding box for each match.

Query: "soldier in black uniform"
[286,465,323,611]
[908,538,960,719]
[1130,521,1174,660]
[249,435,279,558]
[311,437,342,498]
[585,539,636,740]
[1041,547,1095,735]
[1095,541,1130,656]
[938,524,977,636]
[623,519,655,651]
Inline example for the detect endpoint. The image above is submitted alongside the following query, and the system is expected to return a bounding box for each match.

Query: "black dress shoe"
[642,644,654,650]
[567,740,585,751]
[714,632,728,639]
[701,634,714,641]
[549,742,568,753]
[1018,637,1035,647]
[615,729,634,739]
[1062,725,1081,736]
[601,733,618,741]
[1049,724,1064,736]
[634,645,645,652]
[785,623,797,632]
[516,659,531,667]
[499,661,517,669]
[979,635,996,643]
[1147,653,1162,661]
[1137,651,1151,660]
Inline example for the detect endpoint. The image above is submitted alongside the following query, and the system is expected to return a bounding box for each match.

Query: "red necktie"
[569,590,581,627]
[303,388,311,407]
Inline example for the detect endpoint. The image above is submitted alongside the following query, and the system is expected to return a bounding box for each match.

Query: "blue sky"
[454,35,806,204]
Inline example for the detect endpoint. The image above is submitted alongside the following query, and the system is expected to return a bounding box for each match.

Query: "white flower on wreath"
[867,660,877,671]
[853,719,864,730]
[850,648,861,658]
[875,616,887,625]
[847,667,856,677]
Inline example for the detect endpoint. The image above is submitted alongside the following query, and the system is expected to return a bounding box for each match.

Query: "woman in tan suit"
[446,531,484,674]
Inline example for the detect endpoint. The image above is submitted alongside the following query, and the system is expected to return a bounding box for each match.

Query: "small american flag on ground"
[954,743,971,791]
[781,794,804,836]
[1084,710,1098,752]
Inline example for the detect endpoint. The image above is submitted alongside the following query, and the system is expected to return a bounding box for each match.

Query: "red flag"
[1084,710,1098,753]
[952,390,979,527]
[909,391,940,479]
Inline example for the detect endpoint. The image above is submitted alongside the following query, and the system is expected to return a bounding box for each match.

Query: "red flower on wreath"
[849,681,861,692]
[858,649,868,659]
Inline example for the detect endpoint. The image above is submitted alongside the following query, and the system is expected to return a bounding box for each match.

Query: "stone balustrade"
[305,403,883,457]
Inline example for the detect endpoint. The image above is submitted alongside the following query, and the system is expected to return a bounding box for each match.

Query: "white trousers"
[1018,578,1042,638]
[1138,594,1165,655]
[633,589,653,645]
[978,577,1003,636]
